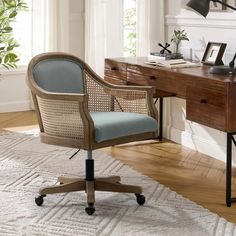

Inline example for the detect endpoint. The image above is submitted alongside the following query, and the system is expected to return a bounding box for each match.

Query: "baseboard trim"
[168,126,236,164]
[0,100,31,113]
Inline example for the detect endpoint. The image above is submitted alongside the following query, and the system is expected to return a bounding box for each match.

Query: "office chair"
[27,52,158,215]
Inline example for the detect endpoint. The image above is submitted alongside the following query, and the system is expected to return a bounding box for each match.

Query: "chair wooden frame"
[27,52,158,215]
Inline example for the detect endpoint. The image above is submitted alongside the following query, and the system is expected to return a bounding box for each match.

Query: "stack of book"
[148,52,167,61]
[145,59,201,69]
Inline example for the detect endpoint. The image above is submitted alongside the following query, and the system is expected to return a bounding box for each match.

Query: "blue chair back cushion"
[33,58,84,93]
[90,112,158,143]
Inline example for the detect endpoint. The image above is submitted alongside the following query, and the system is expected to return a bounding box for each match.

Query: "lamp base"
[210,65,236,75]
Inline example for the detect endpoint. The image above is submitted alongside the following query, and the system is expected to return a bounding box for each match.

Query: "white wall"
[165,0,236,163]
[69,0,85,59]
[0,68,31,113]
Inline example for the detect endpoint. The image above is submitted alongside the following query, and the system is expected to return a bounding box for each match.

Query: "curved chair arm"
[85,65,155,99]
[107,85,157,119]
[81,64,157,119]
[103,84,155,99]
[100,80,158,120]
[33,91,94,149]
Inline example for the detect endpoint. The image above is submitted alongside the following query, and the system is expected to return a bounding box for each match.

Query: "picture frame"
[209,0,227,11]
[201,42,227,65]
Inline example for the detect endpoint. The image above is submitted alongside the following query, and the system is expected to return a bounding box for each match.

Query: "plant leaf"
[3,26,13,32]
[9,11,17,18]
[0,9,5,17]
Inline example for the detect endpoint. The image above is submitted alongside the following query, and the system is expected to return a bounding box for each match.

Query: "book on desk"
[145,59,201,69]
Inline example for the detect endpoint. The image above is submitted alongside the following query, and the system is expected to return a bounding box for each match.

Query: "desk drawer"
[105,76,127,85]
[186,86,227,131]
[127,71,155,86]
[105,59,127,81]
[127,71,185,98]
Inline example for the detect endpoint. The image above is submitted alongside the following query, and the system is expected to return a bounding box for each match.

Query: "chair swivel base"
[35,175,145,215]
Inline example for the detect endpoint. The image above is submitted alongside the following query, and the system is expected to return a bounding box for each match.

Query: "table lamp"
[186,0,236,75]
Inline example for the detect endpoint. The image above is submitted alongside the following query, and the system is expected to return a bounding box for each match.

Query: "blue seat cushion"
[90,112,158,143]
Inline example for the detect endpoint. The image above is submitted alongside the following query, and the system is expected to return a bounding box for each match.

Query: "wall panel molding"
[166,9,236,29]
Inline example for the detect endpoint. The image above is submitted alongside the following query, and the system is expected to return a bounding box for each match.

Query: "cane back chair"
[27,52,158,215]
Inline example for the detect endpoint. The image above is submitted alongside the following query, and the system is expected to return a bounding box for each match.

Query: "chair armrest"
[33,89,88,102]
[84,68,157,118]
[101,82,158,119]
[84,69,155,99]
[32,91,94,149]
[104,84,155,100]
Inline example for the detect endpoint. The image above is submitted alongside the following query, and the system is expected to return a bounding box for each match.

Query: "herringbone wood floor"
[1,111,236,223]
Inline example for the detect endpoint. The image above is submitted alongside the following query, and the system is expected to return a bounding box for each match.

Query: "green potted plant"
[0,0,27,69]
[171,29,189,59]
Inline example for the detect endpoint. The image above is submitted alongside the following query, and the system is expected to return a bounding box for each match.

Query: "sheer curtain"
[136,0,165,56]
[31,0,70,55]
[85,0,123,76]
[84,0,108,76]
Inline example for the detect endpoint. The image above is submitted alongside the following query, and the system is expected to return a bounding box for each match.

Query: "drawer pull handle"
[149,76,156,80]
[200,99,207,104]
[111,67,117,71]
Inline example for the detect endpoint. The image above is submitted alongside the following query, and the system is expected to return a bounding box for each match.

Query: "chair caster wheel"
[85,204,95,215]
[35,195,45,206]
[135,194,145,205]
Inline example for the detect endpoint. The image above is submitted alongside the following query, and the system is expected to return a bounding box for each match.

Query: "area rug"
[0,130,235,236]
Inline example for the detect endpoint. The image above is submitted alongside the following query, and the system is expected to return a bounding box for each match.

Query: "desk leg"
[226,133,232,207]
[226,132,236,207]
[158,98,163,141]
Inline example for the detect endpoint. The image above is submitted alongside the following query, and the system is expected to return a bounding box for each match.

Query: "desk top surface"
[107,57,236,83]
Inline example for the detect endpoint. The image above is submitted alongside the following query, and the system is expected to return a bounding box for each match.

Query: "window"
[123,0,136,57]
[11,0,32,66]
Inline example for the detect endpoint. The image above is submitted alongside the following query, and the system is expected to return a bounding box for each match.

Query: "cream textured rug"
[0,130,235,236]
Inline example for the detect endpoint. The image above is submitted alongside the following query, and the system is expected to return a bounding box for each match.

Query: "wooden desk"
[104,57,236,207]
